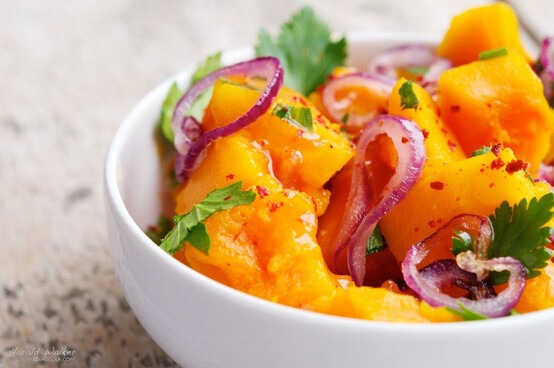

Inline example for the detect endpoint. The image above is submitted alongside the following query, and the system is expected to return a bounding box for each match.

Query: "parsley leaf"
[366,225,386,256]
[272,103,313,133]
[446,302,489,321]
[145,215,173,245]
[255,6,347,96]
[191,52,222,84]
[399,81,418,110]
[451,231,474,256]
[159,82,183,142]
[471,146,492,157]
[160,182,256,255]
[488,194,554,284]
[479,47,508,61]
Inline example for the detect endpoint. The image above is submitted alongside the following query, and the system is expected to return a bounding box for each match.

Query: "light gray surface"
[0,0,545,367]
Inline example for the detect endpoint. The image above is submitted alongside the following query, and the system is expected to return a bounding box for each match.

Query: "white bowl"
[104,32,554,368]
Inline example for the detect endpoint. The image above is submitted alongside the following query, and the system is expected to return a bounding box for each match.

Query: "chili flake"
[430,181,444,190]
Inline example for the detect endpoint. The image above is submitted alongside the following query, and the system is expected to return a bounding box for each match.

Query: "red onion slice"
[401,215,527,318]
[367,44,452,95]
[329,115,426,285]
[172,57,283,180]
[419,259,496,300]
[321,73,395,131]
[536,37,554,105]
[538,162,554,187]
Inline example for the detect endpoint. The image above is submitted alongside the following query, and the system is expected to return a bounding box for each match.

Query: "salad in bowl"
[146,3,554,323]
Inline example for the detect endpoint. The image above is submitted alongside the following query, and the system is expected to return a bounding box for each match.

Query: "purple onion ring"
[172,57,284,181]
[321,73,395,131]
[401,215,527,318]
[367,44,452,95]
[536,37,554,106]
[329,115,426,286]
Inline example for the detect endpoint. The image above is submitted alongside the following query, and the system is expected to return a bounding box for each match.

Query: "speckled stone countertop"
[0,0,549,367]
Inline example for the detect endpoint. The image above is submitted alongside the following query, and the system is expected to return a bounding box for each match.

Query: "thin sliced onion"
[536,37,554,105]
[367,44,452,95]
[329,115,426,286]
[401,215,527,318]
[321,73,395,132]
[172,57,283,181]
[539,162,554,186]
[419,259,496,300]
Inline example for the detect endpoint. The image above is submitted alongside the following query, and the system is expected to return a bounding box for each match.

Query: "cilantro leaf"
[191,52,222,84]
[488,194,554,284]
[160,182,256,255]
[471,146,492,157]
[159,82,183,142]
[446,302,489,321]
[256,6,347,96]
[366,225,386,256]
[272,103,313,133]
[451,231,474,256]
[399,81,418,110]
[479,47,508,61]
[145,215,173,245]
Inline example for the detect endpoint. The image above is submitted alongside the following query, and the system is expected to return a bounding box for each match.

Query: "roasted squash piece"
[437,3,531,66]
[437,51,553,173]
[515,260,554,313]
[380,148,552,262]
[203,79,354,190]
[389,78,465,175]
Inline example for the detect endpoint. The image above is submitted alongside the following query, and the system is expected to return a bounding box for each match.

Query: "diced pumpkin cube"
[380,148,552,262]
[437,3,531,66]
[437,51,553,173]
[389,78,465,175]
[515,260,554,313]
[203,78,354,189]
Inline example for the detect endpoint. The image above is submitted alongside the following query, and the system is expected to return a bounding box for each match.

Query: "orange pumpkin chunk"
[437,3,531,66]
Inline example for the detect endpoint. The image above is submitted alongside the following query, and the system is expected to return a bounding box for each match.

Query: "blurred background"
[0,0,551,366]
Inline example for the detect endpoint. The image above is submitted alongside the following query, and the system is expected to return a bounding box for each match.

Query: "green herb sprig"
[160,182,256,255]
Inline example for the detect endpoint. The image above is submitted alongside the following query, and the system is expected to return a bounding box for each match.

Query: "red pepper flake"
[486,103,492,108]
[450,105,460,113]
[259,139,268,147]
[480,168,485,172]
[421,129,429,139]
[256,186,270,198]
[447,140,457,151]
[269,202,283,212]
[401,137,409,144]
[224,195,231,201]
[242,221,248,227]
[316,114,325,124]
[311,197,318,213]
[291,96,308,107]
[491,143,501,157]
[437,108,441,117]
[489,183,495,188]
[414,227,419,232]
[490,158,505,170]
[441,128,447,134]
[282,106,289,112]
[330,144,334,148]
[505,159,529,174]
[296,130,304,138]
[225,173,234,180]
[430,181,444,190]
[428,220,436,228]
[437,219,443,225]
